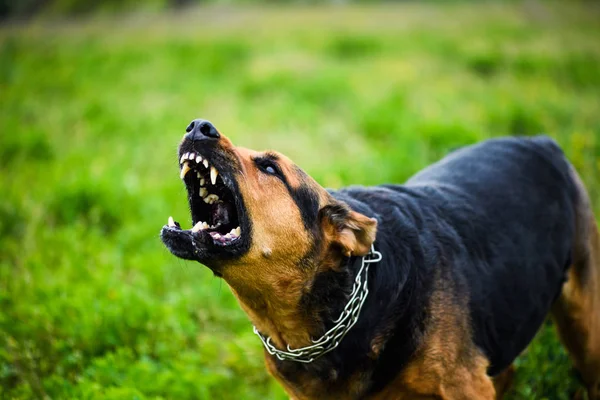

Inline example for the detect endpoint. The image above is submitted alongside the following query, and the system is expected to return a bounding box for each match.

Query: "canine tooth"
[168,216,175,227]
[180,162,191,179]
[191,221,204,233]
[180,154,186,164]
[196,155,202,164]
[200,178,205,186]
[203,159,209,169]
[234,227,241,237]
[199,187,208,198]
[210,167,218,185]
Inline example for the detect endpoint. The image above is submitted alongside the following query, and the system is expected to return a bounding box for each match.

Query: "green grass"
[1,2,599,399]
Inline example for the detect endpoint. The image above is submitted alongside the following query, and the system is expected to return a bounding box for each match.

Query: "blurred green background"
[1,1,599,399]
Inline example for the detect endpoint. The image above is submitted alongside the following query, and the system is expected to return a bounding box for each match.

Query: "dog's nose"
[185,119,220,141]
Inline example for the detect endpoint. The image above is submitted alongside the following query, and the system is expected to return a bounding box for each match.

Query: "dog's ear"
[319,201,377,257]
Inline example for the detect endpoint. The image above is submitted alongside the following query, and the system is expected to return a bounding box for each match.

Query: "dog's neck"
[228,281,318,350]
[223,251,358,351]
[243,239,425,398]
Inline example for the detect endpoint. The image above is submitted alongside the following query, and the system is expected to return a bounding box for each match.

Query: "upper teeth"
[210,167,218,185]
[173,151,241,243]
[204,194,219,204]
[180,163,191,179]
[179,152,220,186]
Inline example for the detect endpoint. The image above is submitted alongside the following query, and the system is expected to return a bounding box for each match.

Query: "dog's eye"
[256,160,281,177]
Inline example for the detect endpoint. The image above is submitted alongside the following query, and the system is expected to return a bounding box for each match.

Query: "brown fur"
[492,365,515,400]
[220,147,322,349]
[206,141,376,351]
[550,167,600,400]
[263,270,498,400]
[371,275,496,400]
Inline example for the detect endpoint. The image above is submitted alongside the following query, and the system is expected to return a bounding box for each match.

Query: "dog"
[161,119,600,399]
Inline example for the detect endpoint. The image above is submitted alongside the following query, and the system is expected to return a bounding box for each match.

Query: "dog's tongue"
[212,201,233,227]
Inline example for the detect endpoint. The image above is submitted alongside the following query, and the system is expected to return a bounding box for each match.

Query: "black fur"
[283,136,578,395]
[286,167,321,231]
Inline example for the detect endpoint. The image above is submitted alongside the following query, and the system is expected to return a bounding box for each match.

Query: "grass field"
[1,2,599,398]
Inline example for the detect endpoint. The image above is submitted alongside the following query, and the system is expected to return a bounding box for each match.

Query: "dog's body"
[162,122,600,399]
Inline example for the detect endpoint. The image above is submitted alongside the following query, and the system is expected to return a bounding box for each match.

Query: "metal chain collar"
[253,245,383,363]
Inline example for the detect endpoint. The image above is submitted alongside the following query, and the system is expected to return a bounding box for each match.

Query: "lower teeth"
[187,221,241,240]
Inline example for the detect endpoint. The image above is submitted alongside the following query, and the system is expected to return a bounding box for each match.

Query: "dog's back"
[401,136,577,374]
[334,135,600,397]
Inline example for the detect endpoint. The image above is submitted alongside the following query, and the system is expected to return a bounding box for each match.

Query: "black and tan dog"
[161,119,600,399]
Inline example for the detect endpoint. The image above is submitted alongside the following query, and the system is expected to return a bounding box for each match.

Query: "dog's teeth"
[196,155,202,164]
[189,152,195,160]
[202,222,209,229]
[196,171,201,179]
[212,232,221,239]
[205,194,219,204]
[180,162,191,179]
[184,152,190,160]
[224,233,232,239]
[180,154,186,164]
[168,216,175,227]
[199,187,208,198]
[191,221,204,233]
[210,167,218,185]
[203,159,209,169]
[200,178,205,186]
[234,226,241,237]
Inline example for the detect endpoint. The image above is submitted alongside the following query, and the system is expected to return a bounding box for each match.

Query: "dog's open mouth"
[181,151,242,243]
[161,147,251,264]
[167,151,241,245]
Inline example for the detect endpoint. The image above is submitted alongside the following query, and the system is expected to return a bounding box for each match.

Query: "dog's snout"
[185,119,220,141]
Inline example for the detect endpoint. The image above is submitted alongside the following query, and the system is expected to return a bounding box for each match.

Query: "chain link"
[253,245,383,363]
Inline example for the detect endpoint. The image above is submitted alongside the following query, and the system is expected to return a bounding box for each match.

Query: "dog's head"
[161,119,377,345]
